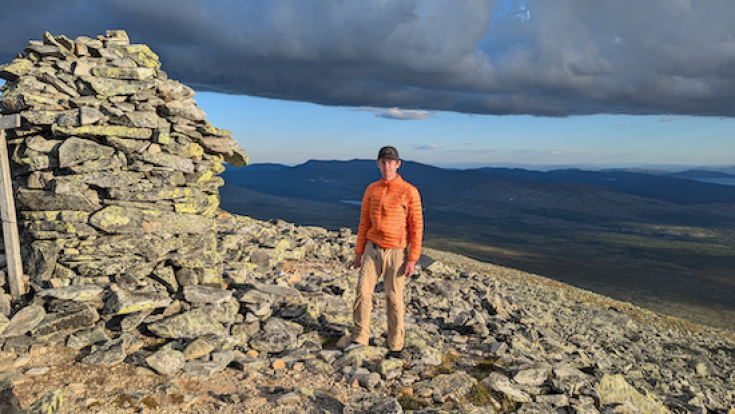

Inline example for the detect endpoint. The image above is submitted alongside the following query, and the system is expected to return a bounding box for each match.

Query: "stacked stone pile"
[0,30,248,295]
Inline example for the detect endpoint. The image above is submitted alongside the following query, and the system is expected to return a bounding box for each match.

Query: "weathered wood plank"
[0,120,25,299]
[0,114,20,130]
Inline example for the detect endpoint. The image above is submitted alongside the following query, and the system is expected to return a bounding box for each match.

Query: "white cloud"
[513,148,590,156]
[415,144,439,150]
[659,117,680,123]
[352,107,436,120]
[550,149,591,156]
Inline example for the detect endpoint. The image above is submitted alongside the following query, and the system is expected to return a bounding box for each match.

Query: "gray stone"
[183,337,215,360]
[162,99,206,121]
[25,136,62,153]
[36,286,103,302]
[146,348,185,376]
[487,341,508,356]
[514,363,552,386]
[482,372,532,403]
[343,394,402,414]
[231,321,259,342]
[83,235,183,263]
[553,364,593,382]
[1,305,45,338]
[69,152,127,173]
[105,290,172,315]
[67,327,109,350]
[253,283,304,303]
[199,334,241,352]
[62,171,144,188]
[414,347,443,366]
[303,358,333,375]
[0,315,9,337]
[120,310,153,332]
[119,111,159,128]
[104,135,149,153]
[58,137,116,168]
[3,336,34,353]
[17,188,102,212]
[231,358,270,372]
[333,346,389,369]
[82,341,126,366]
[25,43,66,58]
[79,106,104,125]
[25,240,62,281]
[534,393,569,406]
[297,388,345,413]
[276,392,302,406]
[182,350,234,378]
[92,67,156,80]
[175,268,198,287]
[598,374,668,414]
[75,256,153,280]
[183,286,233,305]
[31,302,100,343]
[199,134,248,167]
[156,79,194,100]
[376,359,404,380]
[420,371,477,401]
[89,206,214,236]
[0,58,34,81]
[146,299,239,339]
[248,317,302,354]
[360,372,382,389]
[80,76,156,96]
[25,390,63,414]
[137,151,195,172]
[152,266,179,293]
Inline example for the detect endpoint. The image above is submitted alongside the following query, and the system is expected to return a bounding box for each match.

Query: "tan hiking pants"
[352,241,406,351]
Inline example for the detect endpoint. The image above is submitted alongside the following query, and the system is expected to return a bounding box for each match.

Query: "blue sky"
[2,1,735,169]
[196,92,735,168]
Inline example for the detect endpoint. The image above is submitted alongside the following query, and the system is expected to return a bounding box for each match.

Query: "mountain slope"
[221,159,735,330]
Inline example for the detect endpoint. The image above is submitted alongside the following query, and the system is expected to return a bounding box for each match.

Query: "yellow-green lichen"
[94,206,131,227]
[91,67,156,80]
[52,124,153,139]
[0,58,34,78]
[120,44,161,68]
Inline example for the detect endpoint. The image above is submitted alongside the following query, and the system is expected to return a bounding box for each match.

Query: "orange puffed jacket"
[355,175,423,262]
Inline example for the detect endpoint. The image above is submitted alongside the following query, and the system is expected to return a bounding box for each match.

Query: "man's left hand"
[404,261,416,277]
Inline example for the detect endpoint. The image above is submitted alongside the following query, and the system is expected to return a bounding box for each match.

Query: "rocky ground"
[0,212,734,413]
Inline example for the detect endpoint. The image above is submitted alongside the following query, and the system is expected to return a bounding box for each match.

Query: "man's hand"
[353,254,362,268]
[404,261,416,277]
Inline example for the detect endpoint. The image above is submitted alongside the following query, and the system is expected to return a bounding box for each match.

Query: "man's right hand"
[353,254,362,268]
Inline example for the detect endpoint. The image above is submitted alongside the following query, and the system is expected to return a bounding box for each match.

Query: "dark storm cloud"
[2,0,735,117]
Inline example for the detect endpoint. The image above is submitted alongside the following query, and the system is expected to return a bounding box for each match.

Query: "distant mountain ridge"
[225,160,735,205]
[473,167,735,203]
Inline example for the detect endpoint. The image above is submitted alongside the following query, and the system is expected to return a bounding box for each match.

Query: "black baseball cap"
[378,146,400,160]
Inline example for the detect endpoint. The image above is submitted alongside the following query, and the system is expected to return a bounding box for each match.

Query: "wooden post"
[0,114,24,299]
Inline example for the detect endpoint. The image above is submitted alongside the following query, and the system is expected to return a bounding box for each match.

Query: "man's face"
[377,158,401,180]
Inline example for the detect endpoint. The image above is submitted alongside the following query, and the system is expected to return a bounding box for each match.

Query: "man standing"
[347,146,423,358]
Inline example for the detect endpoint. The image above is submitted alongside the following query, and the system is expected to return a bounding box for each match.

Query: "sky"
[1,0,735,169]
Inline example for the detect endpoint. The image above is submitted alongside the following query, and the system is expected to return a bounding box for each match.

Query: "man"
[347,146,423,358]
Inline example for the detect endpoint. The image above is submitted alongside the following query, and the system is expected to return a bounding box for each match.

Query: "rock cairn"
[0,30,247,298]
